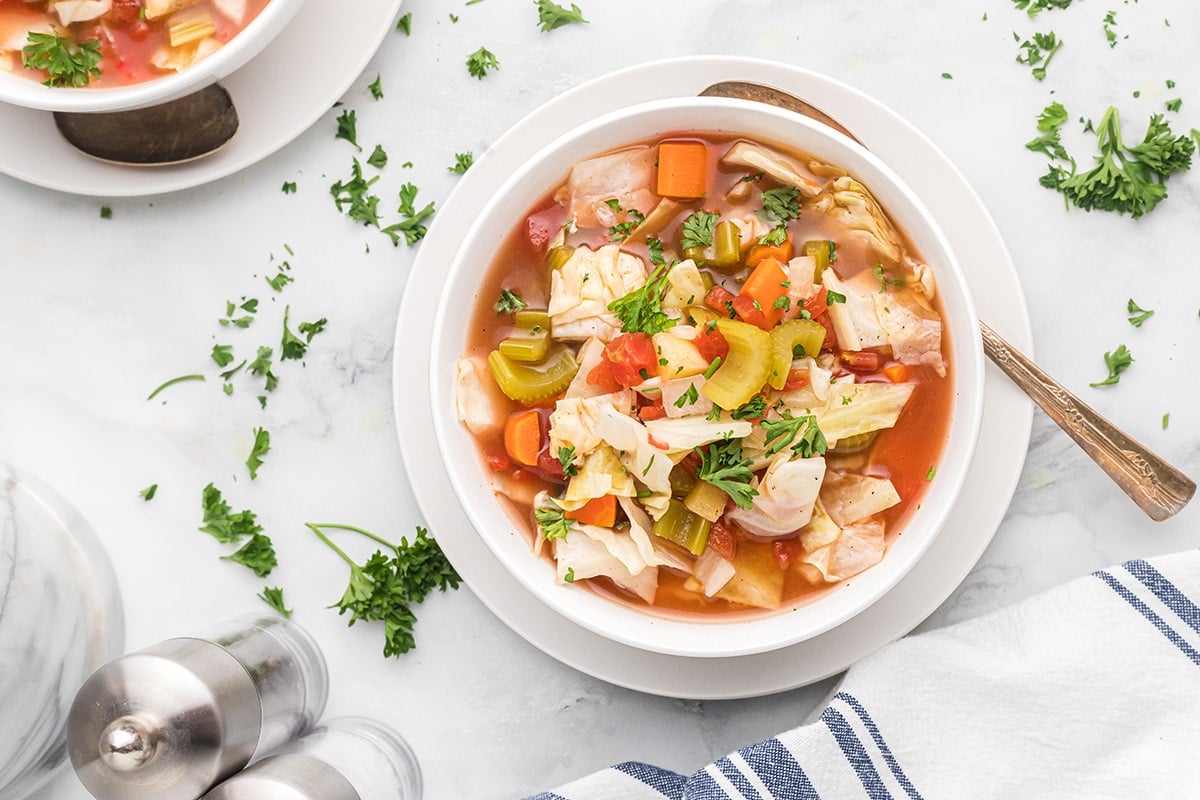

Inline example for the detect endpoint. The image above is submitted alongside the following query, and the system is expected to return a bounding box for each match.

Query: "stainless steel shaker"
[202,717,423,800]
[67,615,328,800]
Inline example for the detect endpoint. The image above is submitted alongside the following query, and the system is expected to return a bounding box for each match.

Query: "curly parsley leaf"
[1025,101,1072,162]
[246,427,270,480]
[199,483,264,544]
[335,109,361,151]
[366,144,388,169]
[308,523,461,657]
[761,412,828,458]
[1089,344,1133,387]
[731,395,767,420]
[608,261,677,335]
[448,151,474,174]
[383,182,436,245]
[258,586,293,618]
[1016,30,1063,81]
[495,288,527,314]
[1126,298,1154,328]
[535,0,588,31]
[1012,0,1074,17]
[534,500,572,541]
[139,484,158,501]
[680,211,720,250]
[222,533,277,577]
[396,11,412,34]
[696,438,758,509]
[22,33,101,88]
[760,187,801,224]
[557,446,579,476]
[368,75,383,100]
[466,46,499,79]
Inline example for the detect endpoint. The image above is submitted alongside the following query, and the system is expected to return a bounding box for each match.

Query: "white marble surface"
[2,1,1198,798]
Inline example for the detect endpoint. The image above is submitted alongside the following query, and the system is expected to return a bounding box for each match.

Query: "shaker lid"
[203,755,361,800]
[68,638,261,800]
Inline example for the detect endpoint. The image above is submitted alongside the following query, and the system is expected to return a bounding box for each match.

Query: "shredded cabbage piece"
[725,453,827,538]
[548,245,647,342]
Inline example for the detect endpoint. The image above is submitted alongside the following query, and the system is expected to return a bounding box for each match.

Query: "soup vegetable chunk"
[0,0,268,88]
[456,133,952,616]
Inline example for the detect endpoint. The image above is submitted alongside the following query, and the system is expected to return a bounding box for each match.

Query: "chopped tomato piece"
[602,333,658,388]
[708,519,737,560]
[801,287,830,319]
[704,285,736,317]
[525,206,566,252]
[773,539,798,570]
[840,350,882,372]
[485,449,512,471]
[638,397,667,420]
[815,312,838,351]
[783,368,809,391]
[731,293,771,331]
[693,324,729,362]
[586,360,622,393]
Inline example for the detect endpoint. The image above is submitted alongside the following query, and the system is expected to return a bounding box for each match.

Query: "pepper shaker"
[202,717,423,800]
[67,615,328,800]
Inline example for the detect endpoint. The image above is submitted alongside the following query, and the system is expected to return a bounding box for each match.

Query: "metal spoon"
[53,83,238,165]
[701,80,1196,521]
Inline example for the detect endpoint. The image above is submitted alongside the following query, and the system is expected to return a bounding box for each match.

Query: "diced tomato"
[801,287,829,319]
[693,324,729,362]
[783,368,809,391]
[535,448,566,481]
[602,333,657,388]
[704,285,736,317]
[108,0,141,25]
[586,360,622,393]
[773,539,798,570]
[708,519,737,560]
[647,434,670,451]
[840,350,882,372]
[815,312,838,351]
[638,397,667,420]
[731,293,771,331]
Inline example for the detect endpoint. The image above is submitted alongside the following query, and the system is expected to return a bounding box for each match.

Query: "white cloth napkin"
[524,550,1200,799]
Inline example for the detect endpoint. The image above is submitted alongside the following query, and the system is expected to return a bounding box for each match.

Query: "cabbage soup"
[455,132,953,617]
[0,0,269,88]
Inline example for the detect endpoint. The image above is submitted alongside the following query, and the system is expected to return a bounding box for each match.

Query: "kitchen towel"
[523,550,1200,799]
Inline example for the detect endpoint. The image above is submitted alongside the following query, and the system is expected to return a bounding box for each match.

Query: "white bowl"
[430,97,985,658]
[0,0,305,112]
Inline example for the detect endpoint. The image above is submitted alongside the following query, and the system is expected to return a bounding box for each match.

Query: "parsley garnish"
[760,412,828,458]
[557,446,579,476]
[826,290,847,305]
[760,187,801,224]
[281,181,297,194]
[1036,105,1195,218]
[495,289,527,314]
[211,344,235,367]
[673,383,700,409]
[696,438,758,509]
[535,0,588,30]
[608,261,677,335]
[199,484,275,576]
[448,151,474,174]
[335,109,361,151]
[608,207,645,242]
[368,75,383,100]
[704,357,722,379]
[367,144,388,169]
[731,396,767,420]
[21,33,101,87]
[330,159,382,226]
[1126,298,1154,327]
[280,306,309,360]
[1016,31,1063,81]
[680,211,719,250]
[100,205,112,219]
[646,236,665,266]
[534,500,572,540]
[758,226,789,247]
[1011,0,1074,17]
[1024,102,1071,161]
[926,465,937,481]
[564,566,576,583]
[246,427,270,480]
[307,522,461,657]
[396,11,412,34]
[222,533,277,577]
[139,484,158,501]
[147,374,205,401]
[873,263,905,292]
[258,586,293,618]
[1103,11,1118,48]
[382,182,436,246]
[466,46,499,79]
[1089,344,1133,387]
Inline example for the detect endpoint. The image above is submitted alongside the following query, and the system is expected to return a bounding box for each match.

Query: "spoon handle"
[979,322,1195,520]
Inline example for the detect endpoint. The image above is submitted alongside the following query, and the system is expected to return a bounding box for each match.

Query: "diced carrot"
[656,141,708,199]
[883,363,910,383]
[565,494,618,527]
[734,257,789,330]
[503,409,542,467]
[745,234,793,269]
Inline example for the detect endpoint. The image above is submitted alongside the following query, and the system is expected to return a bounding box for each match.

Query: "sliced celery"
[498,310,552,362]
[708,220,742,272]
[701,319,772,410]
[803,240,835,282]
[767,319,827,389]
[652,498,712,556]
[487,345,578,403]
[546,246,575,272]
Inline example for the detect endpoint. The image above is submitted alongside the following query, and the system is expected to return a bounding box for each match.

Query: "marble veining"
[0,466,124,800]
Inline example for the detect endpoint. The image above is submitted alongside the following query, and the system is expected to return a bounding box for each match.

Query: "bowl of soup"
[430,97,984,658]
[0,0,304,112]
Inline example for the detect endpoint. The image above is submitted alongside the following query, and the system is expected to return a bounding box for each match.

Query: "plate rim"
[394,54,1033,699]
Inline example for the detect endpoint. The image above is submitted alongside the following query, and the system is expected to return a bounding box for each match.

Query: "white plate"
[0,0,403,197]
[394,55,1034,700]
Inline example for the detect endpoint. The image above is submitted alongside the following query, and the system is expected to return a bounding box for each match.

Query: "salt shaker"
[202,717,423,800]
[67,615,328,800]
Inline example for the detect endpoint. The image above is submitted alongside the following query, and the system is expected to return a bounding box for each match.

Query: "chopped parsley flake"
[1089,344,1133,387]
[466,46,499,79]
[335,109,361,151]
[1126,298,1154,327]
[536,0,588,31]
[495,289,527,314]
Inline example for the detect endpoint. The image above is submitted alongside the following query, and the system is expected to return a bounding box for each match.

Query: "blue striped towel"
[524,551,1200,799]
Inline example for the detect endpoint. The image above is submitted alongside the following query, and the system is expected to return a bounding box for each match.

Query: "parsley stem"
[146,373,206,401]
[305,522,396,555]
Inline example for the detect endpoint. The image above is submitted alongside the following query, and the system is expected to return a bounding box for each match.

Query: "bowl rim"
[429,95,986,658]
[0,0,305,112]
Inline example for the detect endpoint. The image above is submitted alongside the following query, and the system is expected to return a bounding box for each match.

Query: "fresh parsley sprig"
[22,33,101,88]
[466,46,499,79]
[680,211,719,250]
[307,523,461,657]
[535,0,588,31]
[608,261,677,335]
[761,412,828,458]
[1089,344,1133,387]
[534,500,572,540]
[696,438,758,509]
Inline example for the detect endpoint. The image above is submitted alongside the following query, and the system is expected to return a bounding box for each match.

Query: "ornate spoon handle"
[701,79,1196,521]
[980,322,1194,520]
